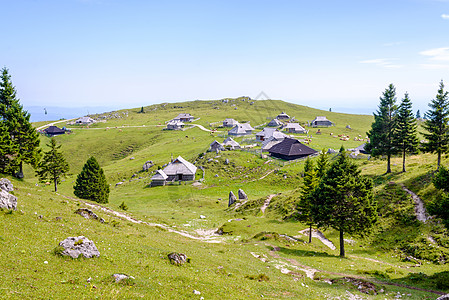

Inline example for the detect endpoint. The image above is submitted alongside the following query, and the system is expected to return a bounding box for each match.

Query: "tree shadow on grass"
[265,245,339,258]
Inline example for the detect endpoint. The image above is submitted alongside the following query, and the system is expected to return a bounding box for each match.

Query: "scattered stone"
[129,157,135,160]
[436,294,449,300]
[0,189,17,210]
[112,273,135,283]
[200,215,206,219]
[346,125,352,129]
[142,161,154,172]
[74,208,105,223]
[238,189,248,200]
[168,252,188,265]
[57,236,100,258]
[214,174,219,177]
[0,178,13,192]
[272,246,281,251]
[193,290,201,295]
[131,174,137,178]
[224,158,229,165]
[327,148,338,154]
[228,191,237,207]
[115,182,123,187]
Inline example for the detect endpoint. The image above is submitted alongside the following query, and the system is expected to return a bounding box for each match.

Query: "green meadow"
[2,98,449,299]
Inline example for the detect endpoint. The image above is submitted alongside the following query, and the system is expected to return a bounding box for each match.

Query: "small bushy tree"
[74,156,109,203]
[310,148,377,257]
[36,138,69,192]
[433,166,449,192]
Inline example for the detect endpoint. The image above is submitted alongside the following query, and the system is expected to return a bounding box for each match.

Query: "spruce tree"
[0,121,12,173]
[366,84,398,173]
[422,81,449,170]
[395,93,419,172]
[74,156,109,203]
[0,67,41,177]
[310,148,377,257]
[315,149,329,179]
[416,110,421,119]
[297,157,319,243]
[36,138,69,192]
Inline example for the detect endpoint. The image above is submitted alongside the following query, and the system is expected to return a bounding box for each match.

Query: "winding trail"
[297,228,336,250]
[261,194,277,214]
[58,194,223,243]
[400,184,429,222]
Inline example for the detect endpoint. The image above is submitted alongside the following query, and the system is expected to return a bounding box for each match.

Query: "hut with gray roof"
[267,118,283,127]
[276,112,290,120]
[223,118,239,127]
[209,140,225,152]
[311,116,334,127]
[284,123,307,134]
[162,156,197,181]
[256,128,287,142]
[150,170,168,187]
[166,120,185,130]
[223,137,241,150]
[228,123,254,136]
[173,113,194,122]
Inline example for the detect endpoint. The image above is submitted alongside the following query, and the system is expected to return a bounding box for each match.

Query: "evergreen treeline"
[366,81,449,173]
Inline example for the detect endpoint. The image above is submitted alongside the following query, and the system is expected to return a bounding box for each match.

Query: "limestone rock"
[74,208,105,223]
[224,158,229,165]
[0,189,17,210]
[436,294,449,300]
[112,273,135,283]
[228,191,237,207]
[142,161,154,172]
[58,236,100,258]
[0,178,13,192]
[327,148,338,154]
[168,252,187,265]
[238,189,248,200]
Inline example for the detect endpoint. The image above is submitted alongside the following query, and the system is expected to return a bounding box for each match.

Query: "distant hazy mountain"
[24,106,121,122]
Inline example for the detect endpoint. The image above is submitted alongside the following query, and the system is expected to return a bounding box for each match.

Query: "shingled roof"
[163,156,197,176]
[44,126,65,135]
[268,138,317,160]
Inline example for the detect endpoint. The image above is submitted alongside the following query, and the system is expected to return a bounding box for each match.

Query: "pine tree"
[297,157,319,243]
[433,165,449,192]
[395,93,419,172]
[366,84,398,173]
[315,149,329,179]
[0,121,13,173]
[36,138,69,192]
[0,67,41,177]
[74,156,109,203]
[422,81,449,170]
[416,110,421,119]
[310,148,377,257]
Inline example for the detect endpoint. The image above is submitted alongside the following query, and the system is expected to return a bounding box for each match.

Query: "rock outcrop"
[0,178,13,192]
[238,189,248,200]
[112,273,135,283]
[142,161,154,172]
[228,191,237,207]
[58,236,100,258]
[168,252,187,265]
[74,208,105,223]
[0,189,17,210]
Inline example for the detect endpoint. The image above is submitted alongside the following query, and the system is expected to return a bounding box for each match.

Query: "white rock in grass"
[58,236,100,258]
[0,189,17,210]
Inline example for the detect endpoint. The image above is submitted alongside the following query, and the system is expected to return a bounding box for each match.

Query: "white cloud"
[420,64,449,70]
[359,58,402,68]
[442,14,449,19]
[420,47,449,61]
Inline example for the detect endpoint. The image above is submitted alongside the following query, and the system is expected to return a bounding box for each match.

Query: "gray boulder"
[74,208,105,223]
[327,148,338,154]
[228,191,237,207]
[112,273,135,283]
[436,295,449,300]
[238,189,248,200]
[0,189,17,210]
[224,158,230,165]
[168,252,188,265]
[58,236,100,258]
[142,161,154,172]
[0,178,13,192]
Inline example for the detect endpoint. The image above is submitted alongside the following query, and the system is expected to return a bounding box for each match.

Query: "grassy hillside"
[2,98,449,299]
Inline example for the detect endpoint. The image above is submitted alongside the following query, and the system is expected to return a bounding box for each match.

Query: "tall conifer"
[395,93,419,172]
[366,84,398,173]
[422,81,449,170]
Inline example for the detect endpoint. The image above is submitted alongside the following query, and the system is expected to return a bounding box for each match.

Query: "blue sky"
[2,0,449,114]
